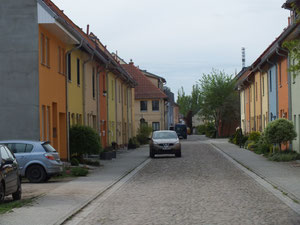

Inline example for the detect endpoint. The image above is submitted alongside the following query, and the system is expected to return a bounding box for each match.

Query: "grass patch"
[0,198,34,214]
[293,199,300,204]
[71,167,89,176]
[268,151,300,162]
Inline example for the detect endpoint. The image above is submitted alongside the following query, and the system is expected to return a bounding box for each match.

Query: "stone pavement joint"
[207,138,300,215]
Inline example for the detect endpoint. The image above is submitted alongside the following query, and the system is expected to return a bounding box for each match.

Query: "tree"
[264,118,297,151]
[198,69,239,138]
[177,85,202,128]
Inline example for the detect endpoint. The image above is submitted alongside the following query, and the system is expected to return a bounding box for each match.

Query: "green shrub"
[248,131,261,143]
[137,124,153,145]
[264,119,297,151]
[268,151,300,162]
[128,137,140,149]
[205,122,216,138]
[71,167,89,176]
[69,125,102,158]
[70,158,80,166]
[253,133,272,155]
[247,141,256,150]
[83,159,100,167]
[196,125,207,135]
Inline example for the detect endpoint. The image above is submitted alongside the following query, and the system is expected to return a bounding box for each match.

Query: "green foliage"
[253,133,272,155]
[69,125,102,158]
[196,124,206,135]
[229,128,248,146]
[282,39,300,77]
[177,85,202,118]
[71,167,89,176]
[137,124,153,145]
[197,69,239,137]
[268,151,300,162]
[0,198,34,214]
[248,131,261,143]
[83,159,100,167]
[128,137,140,149]
[247,141,257,151]
[205,122,216,138]
[70,158,80,166]
[264,119,297,150]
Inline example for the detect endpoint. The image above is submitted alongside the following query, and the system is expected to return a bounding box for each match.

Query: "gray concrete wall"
[0,0,40,140]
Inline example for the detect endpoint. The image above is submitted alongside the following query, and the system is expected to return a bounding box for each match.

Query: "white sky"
[54,0,290,99]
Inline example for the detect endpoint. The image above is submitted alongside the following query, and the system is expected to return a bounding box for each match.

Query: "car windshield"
[153,132,178,139]
[175,125,186,131]
[42,143,57,152]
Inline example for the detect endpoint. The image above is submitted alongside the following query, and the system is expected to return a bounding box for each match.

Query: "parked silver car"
[149,130,181,158]
[0,140,63,183]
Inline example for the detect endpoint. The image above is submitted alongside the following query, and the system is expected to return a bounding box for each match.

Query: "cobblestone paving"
[68,139,300,225]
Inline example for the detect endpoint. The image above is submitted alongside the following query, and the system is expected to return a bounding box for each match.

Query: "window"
[40,33,45,64]
[279,62,282,86]
[255,82,258,101]
[269,70,272,92]
[152,122,160,131]
[152,100,159,111]
[45,37,50,66]
[77,58,80,85]
[8,144,33,153]
[262,76,265,96]
[140,101,147,111]
[0,146,9,161]
[92,68,95,99]
[67,53,71,81]
[111,80,114,100]
[58,47,65,74]
[119,84,121,103]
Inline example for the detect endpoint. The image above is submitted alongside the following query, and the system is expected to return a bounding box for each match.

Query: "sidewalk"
[0,146,150,225]
[208,138,300,202]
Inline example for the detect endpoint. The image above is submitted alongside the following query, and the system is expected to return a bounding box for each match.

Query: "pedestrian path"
[208,138,300,202]
[0,146,150,225]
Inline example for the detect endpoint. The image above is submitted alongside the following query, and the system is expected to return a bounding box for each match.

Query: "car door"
[4,146,18,191]
[8,143,33,172]
[0,146,14,193]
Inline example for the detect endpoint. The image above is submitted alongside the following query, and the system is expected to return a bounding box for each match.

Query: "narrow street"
[65,136,300,225]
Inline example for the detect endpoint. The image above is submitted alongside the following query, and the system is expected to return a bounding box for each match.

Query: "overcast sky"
[54,0,290,99]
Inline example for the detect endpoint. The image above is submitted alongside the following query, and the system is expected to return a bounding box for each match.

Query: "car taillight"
[45,154,55,160]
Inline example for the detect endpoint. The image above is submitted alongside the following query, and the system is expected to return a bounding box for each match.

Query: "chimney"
[129,59,134,65]
[288,17,291,26]
[86,24,89,35]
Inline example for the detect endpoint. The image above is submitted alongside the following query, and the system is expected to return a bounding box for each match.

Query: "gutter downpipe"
[251,65,256,131]
[65,39,83,161]
[276,46,292,121]
[267,58,278,121]
[83,51,95,126]
[257,64,265,131]
[97,65,106,143]
[277,46,293,150]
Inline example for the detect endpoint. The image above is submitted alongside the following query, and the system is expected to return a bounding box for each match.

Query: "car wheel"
[12,178,22,201]
[0,182,5,203]
[26,165,46,183]
[150,149,155,158]
[175,150,181,157]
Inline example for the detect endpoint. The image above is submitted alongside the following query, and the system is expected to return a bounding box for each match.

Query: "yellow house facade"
[107,71,117,145]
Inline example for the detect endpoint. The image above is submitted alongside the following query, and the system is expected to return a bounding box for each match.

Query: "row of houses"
[0,0,179,160]
[236,0,300,152]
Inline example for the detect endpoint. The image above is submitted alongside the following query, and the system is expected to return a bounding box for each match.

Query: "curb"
[210,143,300,216]
[54,153,151,225]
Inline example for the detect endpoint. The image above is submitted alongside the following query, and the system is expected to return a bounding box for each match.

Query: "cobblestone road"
[66,136,300,225]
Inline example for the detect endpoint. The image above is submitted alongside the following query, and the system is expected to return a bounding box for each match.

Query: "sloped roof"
[122,63,167,100]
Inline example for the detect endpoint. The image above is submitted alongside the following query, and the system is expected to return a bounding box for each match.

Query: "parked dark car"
[0,144,21,203]
[0,140,63,183]
[175,124,187,139]
[149,130,181,158]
